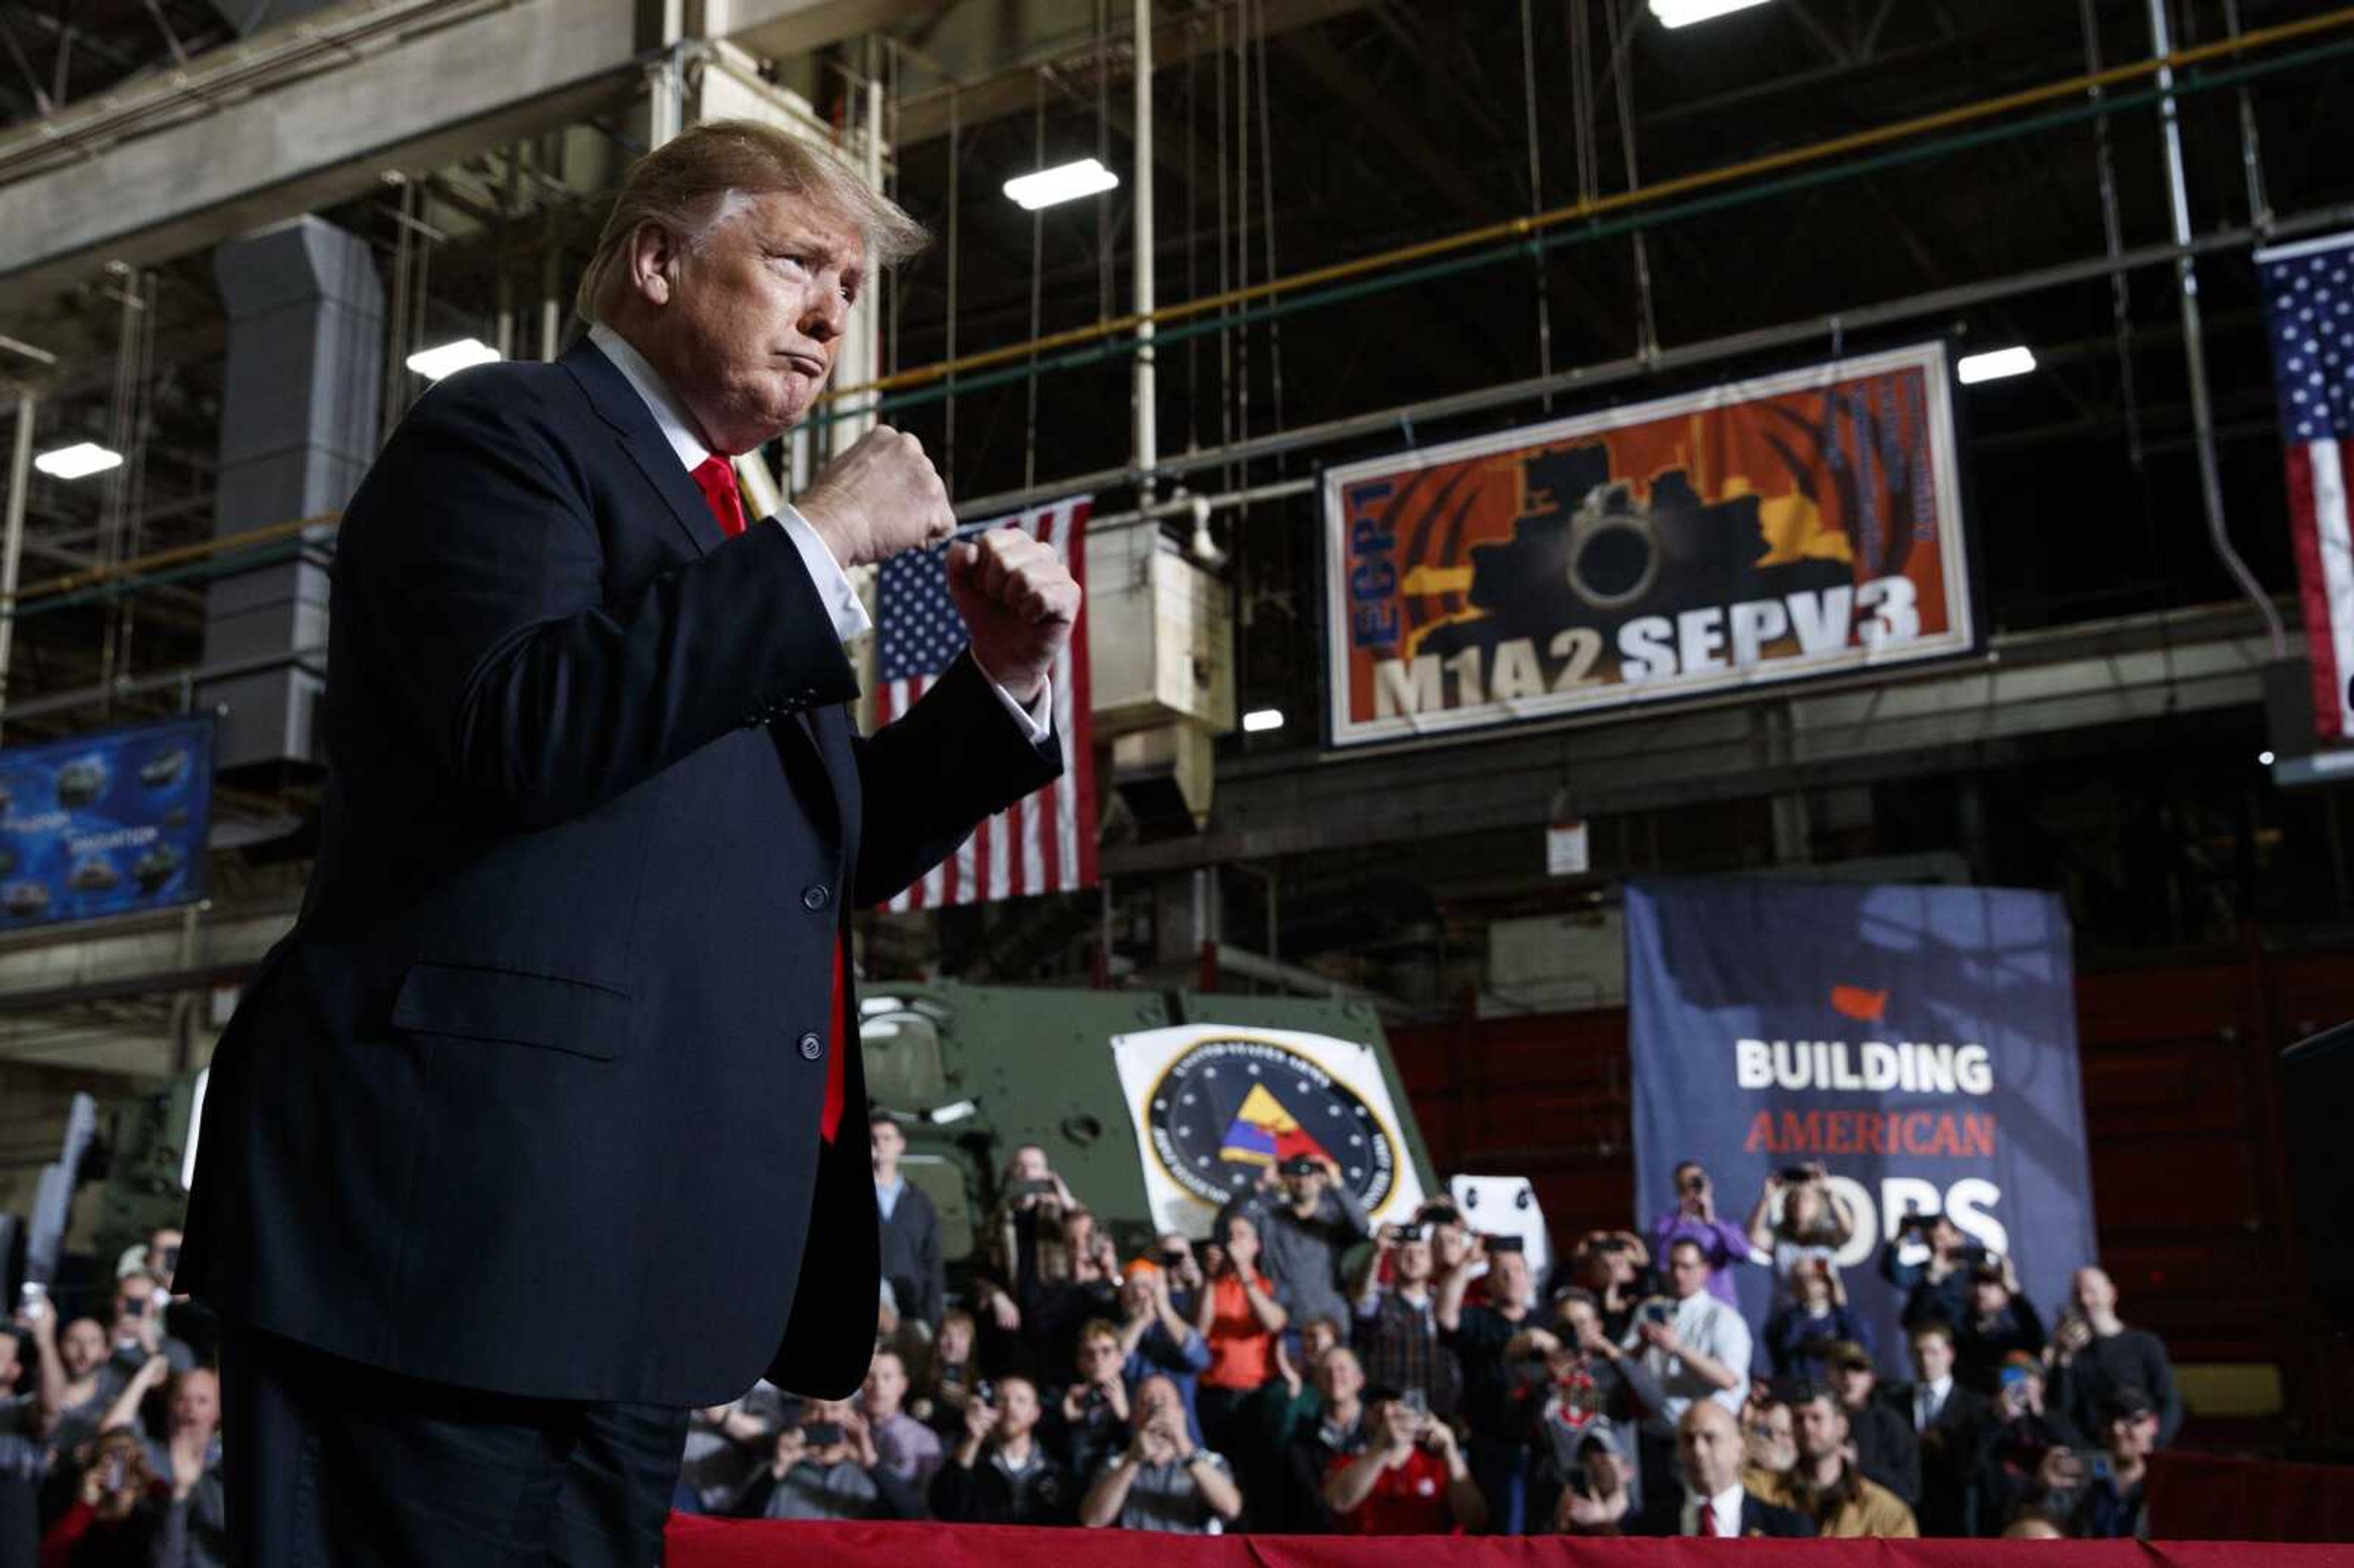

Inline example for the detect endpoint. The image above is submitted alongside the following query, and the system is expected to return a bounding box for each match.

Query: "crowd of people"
[0,1133,2187,1556]
[684,1128,2186,1539]
[1,1228,224,1566]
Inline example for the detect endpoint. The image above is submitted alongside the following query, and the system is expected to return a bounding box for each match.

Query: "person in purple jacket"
[1648,1162,1756,1309]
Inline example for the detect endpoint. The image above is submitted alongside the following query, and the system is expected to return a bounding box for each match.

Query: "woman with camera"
[39,1428,164,1567]
[1745,1163,1858,1296]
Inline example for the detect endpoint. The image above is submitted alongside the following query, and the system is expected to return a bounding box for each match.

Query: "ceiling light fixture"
[1650,0,1775,28]
[32,442,124,481]
[1003,158,1121,211]
[405,337,501,381]
[1957,346,2038,385]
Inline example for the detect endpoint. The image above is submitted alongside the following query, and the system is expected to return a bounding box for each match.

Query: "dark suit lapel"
[558,338,726,558]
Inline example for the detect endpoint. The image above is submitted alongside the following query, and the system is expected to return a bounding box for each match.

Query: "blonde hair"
[574,118,927,325]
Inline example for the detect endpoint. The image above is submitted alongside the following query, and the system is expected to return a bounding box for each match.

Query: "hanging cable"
[1214,5,1232,495]
[886,37,903,382]
[1184,17,1200,456]
[115,270,159,688]
[2081,0,2172,662]
[1024,69,1046,491]
[96,267,142,709]
[945,85,961,492]
[1602,0,1658,359]
[1522,0,1555,404]
[1253,0,1284,457]
[1232,0,1252,503]
[1097,0,1113,323]
[2221,0,2272,229]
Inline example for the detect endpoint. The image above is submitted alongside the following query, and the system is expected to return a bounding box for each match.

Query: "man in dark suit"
[1634,1400,1816,1538]
[1885,1319,1992,1536]
[871,1110,944,1328]
[176,119,1080,1566]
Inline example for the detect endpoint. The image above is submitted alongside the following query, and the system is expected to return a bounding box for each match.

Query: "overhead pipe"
[13,195,2354,618]
[948,198,2354,523]
[2146,0,2286,655]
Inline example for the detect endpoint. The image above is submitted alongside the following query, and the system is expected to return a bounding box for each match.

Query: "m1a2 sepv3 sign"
[1321,342,1976,748]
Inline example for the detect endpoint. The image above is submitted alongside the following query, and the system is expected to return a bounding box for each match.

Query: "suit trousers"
[219,1319,688,1567]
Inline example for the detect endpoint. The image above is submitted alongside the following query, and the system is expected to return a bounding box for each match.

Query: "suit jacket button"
[802,884,830,911]
[798,1032,825,1060]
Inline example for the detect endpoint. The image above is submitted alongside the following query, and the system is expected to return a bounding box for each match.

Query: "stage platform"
[665,1518,2354,1564]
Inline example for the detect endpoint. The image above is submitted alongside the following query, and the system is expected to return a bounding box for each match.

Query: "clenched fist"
[795,425,956,568]
[948,528,1081,706]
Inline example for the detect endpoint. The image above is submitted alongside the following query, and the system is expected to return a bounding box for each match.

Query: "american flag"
[874,496,1096,910]
[2258,232,2354,740]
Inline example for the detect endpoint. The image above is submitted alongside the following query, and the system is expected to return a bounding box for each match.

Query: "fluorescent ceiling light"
[1957,346,2037,385]
[1650,0,1774,28]
[1242,707,1286,733]
[32,441,123,481]
[1004,158,1121,211]
[405,337,501,381]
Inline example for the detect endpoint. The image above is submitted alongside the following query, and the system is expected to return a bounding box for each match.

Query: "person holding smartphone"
[1076,1374,1243,1532]
[1648,1163,1755,1310]
[930,1374,1072,1524]
[1746,1164,1858,1300]
[1,1316,55,1568]
[1320,1386,1487,1535]
[39,1428,166,1564]
[736,1398,925,1521]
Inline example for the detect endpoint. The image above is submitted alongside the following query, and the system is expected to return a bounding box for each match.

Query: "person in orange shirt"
[1192,1211,1289,1487]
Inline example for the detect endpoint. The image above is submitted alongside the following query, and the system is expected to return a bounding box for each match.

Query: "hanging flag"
[874,496,1096,910]
[2257,231,2354,741]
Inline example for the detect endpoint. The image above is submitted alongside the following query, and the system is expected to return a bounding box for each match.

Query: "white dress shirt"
[1914,1374,1952,1431]
[586,324,1049,741]
[1635,1290,1753,1432]
[1680,1483,1745,1538]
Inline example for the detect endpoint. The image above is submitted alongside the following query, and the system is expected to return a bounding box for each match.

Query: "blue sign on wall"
[0,716,213,930]
[1628,877,2095,1374]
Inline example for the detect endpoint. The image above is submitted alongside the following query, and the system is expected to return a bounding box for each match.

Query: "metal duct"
[202,217,383,774]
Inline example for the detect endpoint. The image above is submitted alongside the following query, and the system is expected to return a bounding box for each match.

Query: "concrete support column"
[201,218,383,774]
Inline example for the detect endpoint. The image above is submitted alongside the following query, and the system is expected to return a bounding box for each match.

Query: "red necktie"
[690,454,845,1143]
[1698,1502,1720,1537]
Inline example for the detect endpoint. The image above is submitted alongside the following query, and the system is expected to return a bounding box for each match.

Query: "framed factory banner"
[1321,341,1975,748]
[0,715,213,930]
[1111,1023,1430,1238]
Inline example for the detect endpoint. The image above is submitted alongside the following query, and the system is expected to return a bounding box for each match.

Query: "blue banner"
[1627,877,2093,1377]
[0,716,212,930]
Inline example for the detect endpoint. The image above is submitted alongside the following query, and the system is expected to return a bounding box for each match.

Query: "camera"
[1387,1222,1429,1245]
[801,1420,845,1447]
[973,1380,996,1407]
[1778,1165,1816,1185]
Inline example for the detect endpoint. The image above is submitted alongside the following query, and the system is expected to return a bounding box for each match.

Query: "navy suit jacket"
[178,339,1059,1406]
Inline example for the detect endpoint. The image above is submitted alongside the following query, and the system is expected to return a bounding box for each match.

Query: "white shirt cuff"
[773,504,872,643]
[981,669,1053,744]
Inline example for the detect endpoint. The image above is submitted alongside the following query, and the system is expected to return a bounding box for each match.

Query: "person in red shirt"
[1321,1388,1490,1536]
